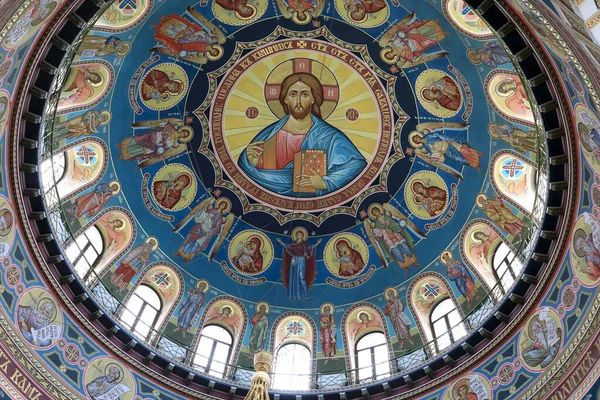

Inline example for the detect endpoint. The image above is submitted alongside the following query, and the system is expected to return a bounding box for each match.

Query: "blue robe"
[422,132,470,167]
[238,115,367,196]
[446,261,474,299]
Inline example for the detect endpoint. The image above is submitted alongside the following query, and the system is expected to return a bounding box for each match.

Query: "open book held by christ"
[293,150,327,193]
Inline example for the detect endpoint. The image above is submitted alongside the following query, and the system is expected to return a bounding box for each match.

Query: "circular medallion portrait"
[324,233,369,279]
[228,230,274,275]
[334,0,389,28]
[570,212,600,287]
[404,171,449,220]
[16,287,63,349]
[441,373,492,400]
[0,93,9,140]
[150,163,197,211]
[415,69,463,118]
[84,357,136,400]
[518,306,563,372]
[212,0,268,25]
[0,196,16,257]
[210,38,393,212]
[575,104,600,168]
[139,63,188,111]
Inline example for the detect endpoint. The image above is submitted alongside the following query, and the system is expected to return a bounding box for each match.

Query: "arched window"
[40,152,66,206]
[119,284,162,342]
[193,325,233,378]
[272,343,311,390]
[64,225,103,282]
[493,243,524,293]
[355,332,390,383]
[430,298,466,353]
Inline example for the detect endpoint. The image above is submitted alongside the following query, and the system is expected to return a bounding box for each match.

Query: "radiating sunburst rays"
[223,50,382,162]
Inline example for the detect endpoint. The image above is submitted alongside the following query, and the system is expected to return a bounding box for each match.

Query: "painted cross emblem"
[422,283,441,298]
[75,146,97,165]
[153,272,171,287]
[286,321,304,336]
[118,0,137,10]
[501,159,524,178]
[65,345,79,363]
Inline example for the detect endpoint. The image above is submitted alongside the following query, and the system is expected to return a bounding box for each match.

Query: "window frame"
[354,331,391,384]
[429,298,465,354]
[65,225,104,282]
[272,341,312,391]
[192,324,234,378]
[119,284,162,342]
[492,243,520,294]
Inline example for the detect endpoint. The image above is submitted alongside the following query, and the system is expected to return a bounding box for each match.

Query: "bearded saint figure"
[239,72,366,196]
[383,289,413,349]
[71,182,118,220]
[319,305,337,360]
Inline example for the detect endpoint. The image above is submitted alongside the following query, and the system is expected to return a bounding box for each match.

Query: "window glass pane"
[83,247,99,265]
[134,322,150,339]
[86,228,104,253]
[126,295,144,314]
[373,345,390,377]
[203,325,232,343]
[433,319,448,337]
[120,309,136,329]
[137,286,161,309]
[357,349,372,381]
[273,344,310,390]
[431,299,453,321]
[436,332,451,351]
[356,332,385,350]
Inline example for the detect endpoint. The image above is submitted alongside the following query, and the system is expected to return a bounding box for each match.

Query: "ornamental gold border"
[194,25,408,226]
[4,2,583,400]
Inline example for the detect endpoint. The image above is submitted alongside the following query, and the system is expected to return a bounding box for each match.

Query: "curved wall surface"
[0,0,599,399]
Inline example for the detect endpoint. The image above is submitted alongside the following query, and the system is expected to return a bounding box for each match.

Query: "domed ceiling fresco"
[1,0,600,397]
[41,0,547,372]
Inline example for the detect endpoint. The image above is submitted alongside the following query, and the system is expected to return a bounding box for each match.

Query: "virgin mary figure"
[277,228,320,301]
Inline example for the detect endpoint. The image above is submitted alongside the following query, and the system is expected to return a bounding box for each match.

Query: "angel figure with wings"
[276,0,324,25]
[406,122,483,180]
[151,7,226,65]
[364,203,426,273]
[58,66,103,108]
[117,119,193,169]
[173,197,234,264]
[379,12,449,68]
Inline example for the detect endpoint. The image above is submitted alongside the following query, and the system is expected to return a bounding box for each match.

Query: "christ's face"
[285,81,314,120]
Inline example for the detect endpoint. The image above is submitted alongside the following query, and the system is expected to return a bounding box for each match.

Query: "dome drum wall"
[1,0,590,399]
